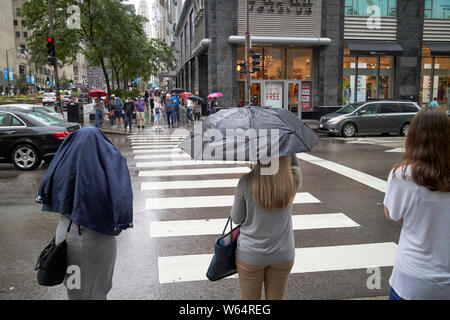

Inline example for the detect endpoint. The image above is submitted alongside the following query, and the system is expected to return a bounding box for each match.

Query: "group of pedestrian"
[93,95,148,133]
[37,105,449,300]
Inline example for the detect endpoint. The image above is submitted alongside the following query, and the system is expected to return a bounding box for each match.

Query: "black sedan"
[0,109,81,170]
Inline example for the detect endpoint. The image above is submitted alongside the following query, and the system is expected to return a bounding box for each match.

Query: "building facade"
[174,0,450,119]
[87,67,106,90]
[0,0,88,94]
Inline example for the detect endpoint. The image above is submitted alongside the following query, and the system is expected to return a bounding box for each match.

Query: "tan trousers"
[236,257,294,300]
[136,112,145,126]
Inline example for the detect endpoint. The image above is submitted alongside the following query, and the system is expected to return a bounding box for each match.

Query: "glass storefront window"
[421,44,450,108]
[286,48,312,81]
[424,0,450,19]
[264,48,285,80]
[345,0,397,17]
[343,52,393,103]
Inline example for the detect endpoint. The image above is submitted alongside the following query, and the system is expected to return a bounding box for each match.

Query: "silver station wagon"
[318,100,421,137]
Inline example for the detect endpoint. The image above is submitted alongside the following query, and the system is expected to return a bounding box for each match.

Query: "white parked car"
[42,93,57,106]
[0,104,65,121]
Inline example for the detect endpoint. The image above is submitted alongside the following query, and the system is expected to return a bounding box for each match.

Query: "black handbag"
[206,217,240,281]
[34,220,72,286]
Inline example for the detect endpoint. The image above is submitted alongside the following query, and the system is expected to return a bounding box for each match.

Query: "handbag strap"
[64,220,73,241]
[221,217,233,236]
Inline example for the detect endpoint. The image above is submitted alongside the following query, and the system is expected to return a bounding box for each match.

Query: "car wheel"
[11,145,41,171]
[342,123,357,138]
[401,123,409,136]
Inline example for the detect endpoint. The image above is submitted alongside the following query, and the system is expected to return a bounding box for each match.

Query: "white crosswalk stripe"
[138,167,251,177]
[137,160,250,168]
[158,242,398,283]
[128,134,397,288]
[133,149,185,154]
[150,213,360,237]
[145,193,320,209]
[135,154,191,160]
[141,178,240,190]
[132,145,181,149]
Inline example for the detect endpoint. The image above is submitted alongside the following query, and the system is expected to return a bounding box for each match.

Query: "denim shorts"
[154,112,161,122]
[114,110,123,118]
[389,287,404,300]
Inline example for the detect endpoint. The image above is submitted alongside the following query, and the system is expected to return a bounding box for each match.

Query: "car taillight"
[52,97,56,100]
[52,131,72,140]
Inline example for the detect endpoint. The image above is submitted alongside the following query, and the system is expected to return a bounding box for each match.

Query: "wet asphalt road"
[0,125,406,300]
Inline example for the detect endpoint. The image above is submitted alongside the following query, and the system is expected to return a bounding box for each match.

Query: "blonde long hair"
[250,155,300,210]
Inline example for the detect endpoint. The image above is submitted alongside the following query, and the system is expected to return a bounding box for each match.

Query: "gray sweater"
[230,155,301,266]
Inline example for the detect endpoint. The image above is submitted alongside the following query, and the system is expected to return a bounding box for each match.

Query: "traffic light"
[69,79,73,86]
[46,77,50,85]
[251,51,261,73]
[236,63,246,73]
[46,36,56,66]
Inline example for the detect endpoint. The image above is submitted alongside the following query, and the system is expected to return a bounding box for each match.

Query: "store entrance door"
[286,81,301,117]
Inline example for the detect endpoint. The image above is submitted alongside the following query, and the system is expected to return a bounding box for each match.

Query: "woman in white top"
[383,107,450,300]
[153,96,163,130]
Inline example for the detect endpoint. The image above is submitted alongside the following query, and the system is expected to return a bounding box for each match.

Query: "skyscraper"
[138,0,151,40]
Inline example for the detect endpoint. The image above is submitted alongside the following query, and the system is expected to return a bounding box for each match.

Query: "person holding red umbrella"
[94,97,106,130]
[88,89,107,130]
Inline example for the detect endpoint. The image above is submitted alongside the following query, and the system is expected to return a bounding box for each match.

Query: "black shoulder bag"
[34,220,72,286]
[206,217,241,281]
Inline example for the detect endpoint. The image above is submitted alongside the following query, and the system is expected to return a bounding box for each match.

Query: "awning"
[424,42,450,56]
[228,36,332,46]
[346,40,404,56]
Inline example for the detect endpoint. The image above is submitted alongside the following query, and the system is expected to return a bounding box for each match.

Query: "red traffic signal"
[46,36,53,43]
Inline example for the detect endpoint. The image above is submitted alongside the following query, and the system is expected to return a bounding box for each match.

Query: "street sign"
[3,69,8,81]
[8,69,13,81]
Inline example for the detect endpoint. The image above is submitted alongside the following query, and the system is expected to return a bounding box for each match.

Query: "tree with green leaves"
[21,0,175,98]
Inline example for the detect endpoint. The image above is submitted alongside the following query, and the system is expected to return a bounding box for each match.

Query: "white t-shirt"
[383,165,450,300]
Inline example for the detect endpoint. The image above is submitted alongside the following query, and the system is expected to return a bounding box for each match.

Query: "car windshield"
[44,94,55,98]
[27,111,65,125]
[335,103,362,114]
[33,106,56,114]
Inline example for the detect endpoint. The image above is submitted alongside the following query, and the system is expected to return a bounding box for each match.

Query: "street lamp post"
[244,0,251,106]
[47,0,63,114]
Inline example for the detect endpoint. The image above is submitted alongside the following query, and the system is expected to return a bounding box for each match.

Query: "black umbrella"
[178,106,319,161]
[188,95,205,104]
[171,88,185,93]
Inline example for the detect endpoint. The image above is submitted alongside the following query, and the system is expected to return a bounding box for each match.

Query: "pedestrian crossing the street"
[127,134,397,291]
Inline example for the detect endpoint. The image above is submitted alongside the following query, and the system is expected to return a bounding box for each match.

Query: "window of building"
[184,24,188,56]
[190,10,195,44]
[421,44,450,108]
[424,0,450,18]
[264,48,285,80]
[15,32,20,38]
[23,32,28,38]
[344,0,397,17]
[286,48,312,81]
[22,20,25,25]
[343,43,394,104]
[180,32,184,62]
[14,20,18,26]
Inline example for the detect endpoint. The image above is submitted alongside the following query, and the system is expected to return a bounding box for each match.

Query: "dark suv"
[319,100,421,137]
